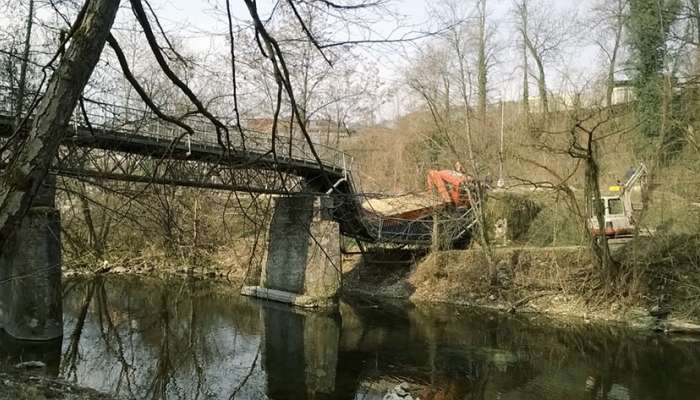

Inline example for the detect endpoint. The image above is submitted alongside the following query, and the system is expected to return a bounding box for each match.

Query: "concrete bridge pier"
[0,175,62,341]
[241,193,341,308]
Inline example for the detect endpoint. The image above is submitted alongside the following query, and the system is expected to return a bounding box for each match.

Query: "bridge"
[0,87,478,342]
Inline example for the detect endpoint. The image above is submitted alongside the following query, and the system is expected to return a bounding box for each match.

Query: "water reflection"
[57,276,264,399]
[2,275,700,400]
[262,304,340,399]
[0,330,61,376]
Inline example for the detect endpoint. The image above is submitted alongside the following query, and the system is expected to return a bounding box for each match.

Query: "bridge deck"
[0,92,476,246]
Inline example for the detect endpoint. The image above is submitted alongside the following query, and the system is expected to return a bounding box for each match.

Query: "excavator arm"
[427,170,467,204]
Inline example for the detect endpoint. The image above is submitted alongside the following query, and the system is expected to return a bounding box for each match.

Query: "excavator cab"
[589,196,634,237]
[588,163,647,238]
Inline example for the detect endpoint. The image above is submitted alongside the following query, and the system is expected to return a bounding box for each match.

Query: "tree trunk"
[693,0,700,74]
[523,29,548,114]
[533,55,548,113]
[79,185,103,258]
[586,141,617,281]
[519,1,531,118]
[0,0,121,248]
[463,105,496,285]
[476,0,488,122]
[605,1,624,108]
[14,0,34,128]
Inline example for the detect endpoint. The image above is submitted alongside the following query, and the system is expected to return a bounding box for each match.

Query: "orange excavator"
[426,162,473,205]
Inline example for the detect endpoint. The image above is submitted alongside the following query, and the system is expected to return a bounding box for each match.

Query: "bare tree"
[513,0,575,114]
[476,0,490,121]
[590,0,628,107]
[405,5,498,282]
[518,0,531,116]
[0,0,121,247]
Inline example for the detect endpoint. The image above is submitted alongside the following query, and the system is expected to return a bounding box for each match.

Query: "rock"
[395,384,408,397]
[14,361,46,369]
[384,383,413,400]
[489,294,497,301]
[649,305,670,318]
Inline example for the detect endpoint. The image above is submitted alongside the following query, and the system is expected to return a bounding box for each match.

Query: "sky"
[59,0,602,122]
[1,0,602,109]
[142,0,600,101]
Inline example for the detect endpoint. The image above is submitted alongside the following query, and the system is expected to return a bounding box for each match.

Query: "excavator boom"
[427,170,468,204]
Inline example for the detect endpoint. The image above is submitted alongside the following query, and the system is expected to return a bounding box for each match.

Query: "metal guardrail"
[357,198,480,244]
[0,86,354,176]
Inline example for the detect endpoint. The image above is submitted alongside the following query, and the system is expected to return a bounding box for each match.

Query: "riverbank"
[62,236,700,333]
[0,371,111,400]
[63,239,255,283]
[342,242,700,333]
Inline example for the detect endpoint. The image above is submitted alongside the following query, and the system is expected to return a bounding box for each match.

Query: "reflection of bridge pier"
[0,175,62,341]
[242,192,341,308]
[262,303,340,399]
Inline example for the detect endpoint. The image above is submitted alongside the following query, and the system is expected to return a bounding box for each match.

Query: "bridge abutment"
[242,194,341,308]
[0,175,62,341]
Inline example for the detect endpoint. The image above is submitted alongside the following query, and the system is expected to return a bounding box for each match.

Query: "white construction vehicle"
[589,164,647,238]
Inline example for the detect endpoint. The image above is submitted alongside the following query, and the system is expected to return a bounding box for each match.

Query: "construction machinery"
[589,163,647,238]
[426,162,476,205]
[355,166,479,246]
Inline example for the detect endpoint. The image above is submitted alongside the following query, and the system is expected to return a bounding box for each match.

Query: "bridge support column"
[241,194,341,308]
[0,175,62,341]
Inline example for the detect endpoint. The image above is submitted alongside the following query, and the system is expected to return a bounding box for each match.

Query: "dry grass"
[615,234,700,320]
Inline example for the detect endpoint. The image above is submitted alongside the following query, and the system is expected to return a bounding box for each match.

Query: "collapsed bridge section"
[0,88,484,336]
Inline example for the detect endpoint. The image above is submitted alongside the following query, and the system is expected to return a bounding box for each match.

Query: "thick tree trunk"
[533,56,548,113]
[585,138,617,282]
[0,0,120,248]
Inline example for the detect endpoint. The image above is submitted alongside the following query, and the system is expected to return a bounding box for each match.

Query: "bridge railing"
[0,86,355,177]
[2,87,483,245]
[355,198,479,244]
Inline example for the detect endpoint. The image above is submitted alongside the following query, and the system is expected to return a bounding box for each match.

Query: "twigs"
[225,0,247,151]
[129,0,233,152]
[244,0,333,187]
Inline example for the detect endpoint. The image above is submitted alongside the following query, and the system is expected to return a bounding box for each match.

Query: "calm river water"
[1,275,700,399]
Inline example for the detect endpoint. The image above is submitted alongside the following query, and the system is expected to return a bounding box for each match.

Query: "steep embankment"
[343,241,700,332]
[343,246,589,308]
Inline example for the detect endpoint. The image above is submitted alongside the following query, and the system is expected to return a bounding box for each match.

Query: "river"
[1,275,699,399]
